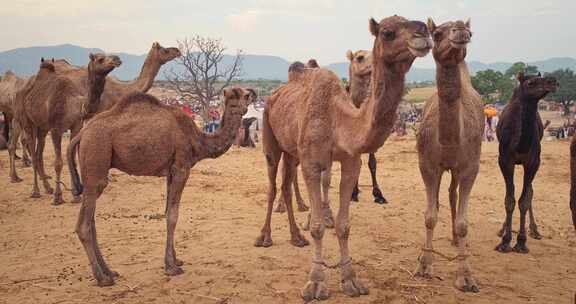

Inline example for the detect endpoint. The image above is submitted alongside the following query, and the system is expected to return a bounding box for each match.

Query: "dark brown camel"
[67,87,254,286]
[571,136,576,231]
[495,72,558,253]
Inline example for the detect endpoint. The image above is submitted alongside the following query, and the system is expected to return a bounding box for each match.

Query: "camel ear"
[537,72,542,77]
[307,59,319,68]
[369,18,379,36]
[465,18,471,29]
[223,87,238,100]
[51,58,55,63]
[152,42,160,49]
[346,50,354,61]
[41,57,45,63]
[89,53,95,61]
[516,72,526,83]
[427,17,437,33]
[246,88,257,100]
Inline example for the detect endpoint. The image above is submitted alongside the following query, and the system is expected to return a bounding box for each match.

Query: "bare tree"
[166,35,243,122]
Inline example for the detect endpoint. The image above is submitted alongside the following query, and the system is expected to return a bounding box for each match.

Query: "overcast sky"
[1,0,574,67]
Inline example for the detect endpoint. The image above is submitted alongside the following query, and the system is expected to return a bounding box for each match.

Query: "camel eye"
[98,58,104,63]
[433,31,442,40]
[356,56,364,62]
[381,30,395,41]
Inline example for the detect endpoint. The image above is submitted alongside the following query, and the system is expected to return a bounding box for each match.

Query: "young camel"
[16,54,121,204]
[67,87,254,286]
[345,50,387,204]
[256,16,431,301]
[495,72,558,253]
[415,18,482,293]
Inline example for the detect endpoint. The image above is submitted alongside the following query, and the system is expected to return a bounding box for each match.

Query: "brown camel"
[1,71,31,179]
[66,87,254,286]
[255,16,431,301]
[15,54,121,205]
[494,72,558,253]
[415,18,482,293]
[570,136,576,231]
[13,42,180,187]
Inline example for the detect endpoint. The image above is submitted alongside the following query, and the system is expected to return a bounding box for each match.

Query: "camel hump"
[117,91,162,108]
[306,59,319,68]
[3,70,16,79]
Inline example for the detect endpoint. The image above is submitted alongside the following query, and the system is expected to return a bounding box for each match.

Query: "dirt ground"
[0,136,575,304]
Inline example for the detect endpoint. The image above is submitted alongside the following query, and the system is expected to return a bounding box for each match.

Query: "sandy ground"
[0,136,575,304]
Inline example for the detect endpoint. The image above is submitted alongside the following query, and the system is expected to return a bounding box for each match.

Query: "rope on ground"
[313,257,352,269]
[418,247,469,262]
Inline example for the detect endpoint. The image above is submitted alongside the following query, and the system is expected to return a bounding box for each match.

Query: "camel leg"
[281,154,309,247]
[69,124,83,203]
[76,185,114,286]
[293,170,309,212]
[301,159,329,301]
[495,158,515,253]
[337,157,369,297]
[50,131,65,205]
[321,164,334,228]
[368,153,387,204]
[254,148,281,247]
[449,171,459,246]
[351,181,360,202]
[20,132,31,167]
[415,167,441,278]
[453,168,479,293]
[8,120,22,183]
[273,157,287,214]
[28,128,42,198]
[164,166,190,276]
[36,130,54,194]
[513,160,539,253]
[571,140,576,231]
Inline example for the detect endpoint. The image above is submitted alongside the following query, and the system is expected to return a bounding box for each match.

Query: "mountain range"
[1,44,575,83]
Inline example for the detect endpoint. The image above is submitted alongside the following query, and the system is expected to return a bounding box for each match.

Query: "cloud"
[226,9,264,33]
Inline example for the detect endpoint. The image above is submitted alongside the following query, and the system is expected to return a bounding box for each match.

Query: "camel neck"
[349,76,370,108]
[356,59,406,153]
[517,93,539,153]
[437,62,466,146]
[85,70,107,119]
[133,53,161,92]
[199,106,242,159]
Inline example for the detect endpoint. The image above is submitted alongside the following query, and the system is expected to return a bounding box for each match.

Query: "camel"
[495,72,558,253]
[66,87,255,286]
[571,136,576,231]
[415,18,482,293]
[255,16,431,301]
[1,71,31,179]
[345,50,387,204]
[15,54,121,205]
[11,42,181,187]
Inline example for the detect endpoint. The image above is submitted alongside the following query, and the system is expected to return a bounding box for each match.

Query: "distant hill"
[1,44,575,82]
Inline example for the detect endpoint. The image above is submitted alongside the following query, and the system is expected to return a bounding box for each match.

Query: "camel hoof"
[175,259,184,266]
[274,203,286,213]
[415,261,433,279]
[297,202,309,212]
[11,176,23,183]
[351,195,359,202]
[23,161,31,168]
[373,188,387,204]
[512,243,529,254]
[30,192,41,199]
[165,266,184,276]
[71,196,82,204]
[301,280,330,301]
[374,197,387,204]
[494,242,513,253]
[96,276,115,287]
[109,270,120,278]
[496,228,505,238]
[52,195,65,206]
[45,188,54,195]
[290,234,309,247]
[529,229,542,240]
[342,277,369,297]
[454,274,479,293]
[254,234,273,248]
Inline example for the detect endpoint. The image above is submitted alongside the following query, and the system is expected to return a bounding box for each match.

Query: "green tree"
[546,69,576,116]
[505,62,540,78]
[471,69,514,103]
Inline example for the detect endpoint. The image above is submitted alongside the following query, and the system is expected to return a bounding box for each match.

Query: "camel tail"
[570,139,576,231]
[67,132,83,196]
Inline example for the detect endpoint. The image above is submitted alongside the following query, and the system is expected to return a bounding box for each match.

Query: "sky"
[1,0,575,67]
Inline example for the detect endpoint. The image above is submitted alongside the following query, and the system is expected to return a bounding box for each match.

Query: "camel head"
[223,87,256,116]
[88,53,122,76]
[428,18,471,65]
[39,57,56,73]
[516,72,559,101]
[369,15,431,72]
[306,59,320,68]
[150,42,182,64]
[346,50,372,80]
